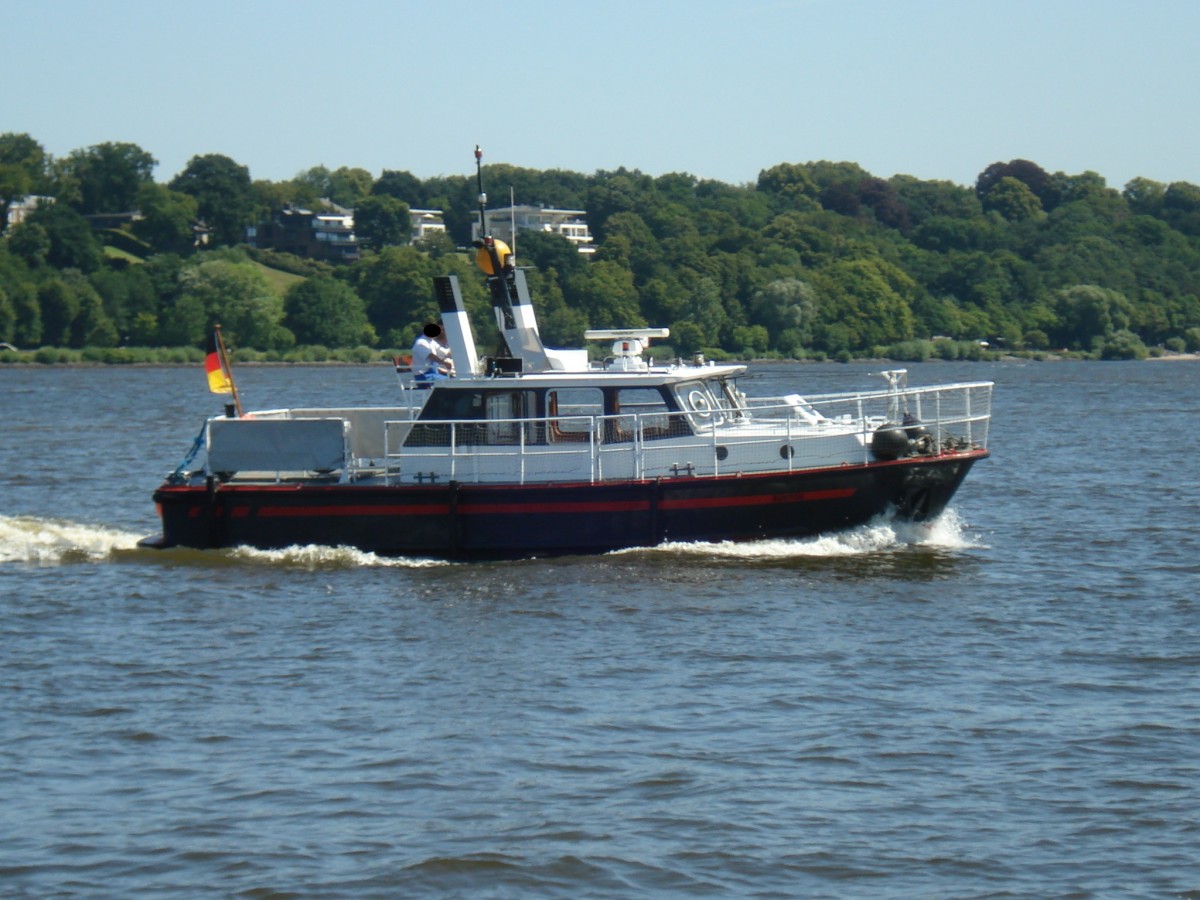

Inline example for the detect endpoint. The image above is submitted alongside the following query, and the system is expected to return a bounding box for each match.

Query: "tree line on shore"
[3,132,1200,365]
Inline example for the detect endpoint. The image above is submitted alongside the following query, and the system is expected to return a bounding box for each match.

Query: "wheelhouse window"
[547,388,602,442]
[485,390,539,445]
[675,378,745,430]
[677,381,725,428]
[409,388,539,446]
[613,387,682,441]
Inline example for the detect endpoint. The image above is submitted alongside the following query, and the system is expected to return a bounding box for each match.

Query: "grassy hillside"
[251,259,305,296]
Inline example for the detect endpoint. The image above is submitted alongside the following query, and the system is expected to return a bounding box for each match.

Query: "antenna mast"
[475,145,487,240]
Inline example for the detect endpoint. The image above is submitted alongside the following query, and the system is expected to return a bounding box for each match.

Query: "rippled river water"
[2,361,1198,897]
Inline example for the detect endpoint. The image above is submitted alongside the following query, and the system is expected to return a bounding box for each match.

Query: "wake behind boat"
[142,151,992,559]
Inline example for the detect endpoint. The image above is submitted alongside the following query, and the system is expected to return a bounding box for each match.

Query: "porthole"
[780,445,795,459]
[715,445,729,461]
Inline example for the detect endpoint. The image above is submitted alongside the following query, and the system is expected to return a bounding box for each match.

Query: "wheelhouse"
[405,371,748,449]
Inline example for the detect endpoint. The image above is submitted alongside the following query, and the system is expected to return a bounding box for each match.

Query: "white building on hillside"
[5,195,54,229]
[473,204,595,255]
[409,208,447,243]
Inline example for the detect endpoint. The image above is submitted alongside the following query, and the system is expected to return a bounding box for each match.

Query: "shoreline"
[1,352,1197,369]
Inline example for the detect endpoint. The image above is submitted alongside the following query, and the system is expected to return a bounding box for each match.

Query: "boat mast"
[475,146,516,333]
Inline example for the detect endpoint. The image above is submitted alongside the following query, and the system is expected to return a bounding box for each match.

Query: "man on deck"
[411,322,454,380]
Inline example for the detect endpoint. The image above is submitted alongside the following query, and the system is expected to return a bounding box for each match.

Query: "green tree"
[0,133,48,232]
[983,176,1044,222]
[294,165,373,208]
[1050,285,1133,350]
[525,267,587,347]
[89,266,157,339]
[9,282,42,346]
[347,245,442,344]
[283,275,374,347]
[327,167,373,208]
[732,324,769,356]
[157,293,207,347]
[252,177,318,213]
[638,275,688,327]
[371,169,423,203]
[65,271,118,347]
[751,277,816,349]
[912,216,994,253]
[7,221,51,267]
[27,202,102,272]
[567,259,643,329]
[675,272,727,346]
[756,162,820,211]
[0,164,30,235]
[57,142,156,214]
[1035,236,1134,294]
[293,165,333,201]
[170,154,256,247]
[415,229,456,258]
[1123,177,1166,217]
[597,212,660,282]
[977,159,1059,210]
[133,183,198,253]
[517,230,587,280]
[912,293,966,339]
[857,177,910,231]
[1099,328,1148,360]
[38,278,79,346]
[812,258,916,351]
[354,194,410,248]
[129,312,159,345]
[587,169,651,238]
[0,285,14,343]
[669,320,706,354]
[179,257,290,349]
[891,175,982,227]
[1163,181,1200,236]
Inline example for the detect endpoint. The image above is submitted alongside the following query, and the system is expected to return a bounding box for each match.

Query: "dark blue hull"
[147,452,985,559]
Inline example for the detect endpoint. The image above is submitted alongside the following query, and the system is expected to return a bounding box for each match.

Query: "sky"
[5,0,1199,191]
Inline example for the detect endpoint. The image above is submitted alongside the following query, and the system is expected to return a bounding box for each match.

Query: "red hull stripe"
[459,499,647,515]
[659,487,855,509]
[184,488,855,519]
[259,504,451,517]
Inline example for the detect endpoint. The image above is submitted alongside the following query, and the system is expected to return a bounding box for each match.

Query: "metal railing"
[742,380,992,451]
[377,381,992,486]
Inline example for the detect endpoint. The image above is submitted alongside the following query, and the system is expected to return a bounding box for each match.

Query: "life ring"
[688,389,712,418]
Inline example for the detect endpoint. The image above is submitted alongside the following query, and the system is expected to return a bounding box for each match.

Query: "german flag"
[205,330,233,394]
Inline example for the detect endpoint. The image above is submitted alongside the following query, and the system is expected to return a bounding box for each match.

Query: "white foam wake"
[637,509,980,560]
[0,514,145,565]
[0,514,451,569]
[1,511,980,568]
[227,543,452,569]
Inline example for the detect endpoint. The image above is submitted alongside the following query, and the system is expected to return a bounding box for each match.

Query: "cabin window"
[678,381,727,428]
[713,378,746,419]
[417,390,484,421]
[406,390,481,446]
[613,387,681,441]
[485,391,540,445]
[547,388,602,442]
[408,389,539,446]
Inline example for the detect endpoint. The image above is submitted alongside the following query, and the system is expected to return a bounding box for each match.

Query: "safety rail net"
[379,381,992,486]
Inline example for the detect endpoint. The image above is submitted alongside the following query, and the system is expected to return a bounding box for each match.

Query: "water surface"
[2,361,1198,897]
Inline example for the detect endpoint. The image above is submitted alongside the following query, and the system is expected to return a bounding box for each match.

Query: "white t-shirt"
[412,334,452,375]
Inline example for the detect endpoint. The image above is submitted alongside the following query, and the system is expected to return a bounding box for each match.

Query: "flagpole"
[214,324,243,417]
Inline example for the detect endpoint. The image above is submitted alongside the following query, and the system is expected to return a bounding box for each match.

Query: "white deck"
[196,381,992,487]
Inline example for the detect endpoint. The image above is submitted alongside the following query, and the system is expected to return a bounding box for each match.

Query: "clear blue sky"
[6,0,1198,190]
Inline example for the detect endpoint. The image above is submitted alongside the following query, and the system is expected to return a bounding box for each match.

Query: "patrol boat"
[142,154,992,559]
